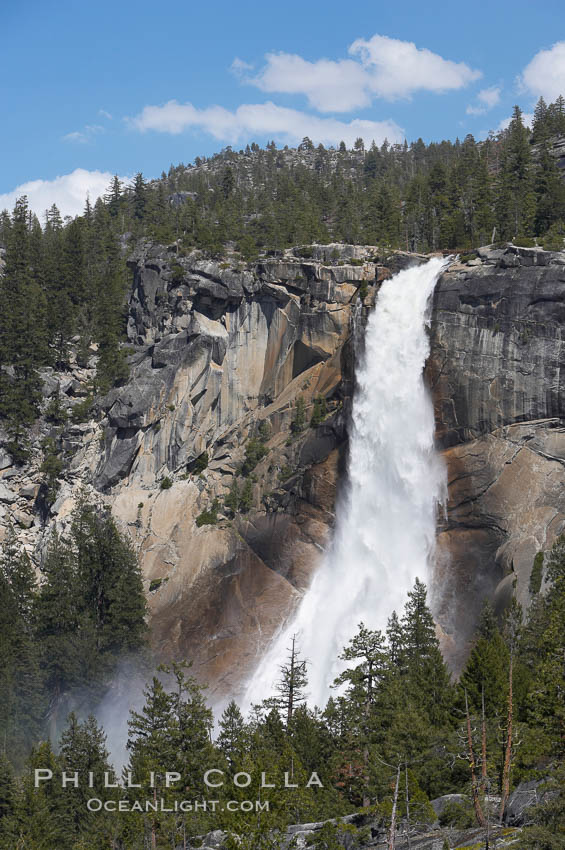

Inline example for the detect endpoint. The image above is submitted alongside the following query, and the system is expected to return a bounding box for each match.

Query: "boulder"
[0,482,17,504]
[20,482,40,500]
[13,509,33,528]
[506,778,555,825]
[0,448,12,470]
[430,794,469,818]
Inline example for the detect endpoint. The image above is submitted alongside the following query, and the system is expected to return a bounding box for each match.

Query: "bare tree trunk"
[499,652,514,822]
[152,786,157,850]
[405,762,412,849]
[465,689,486,828]
[388,763,401,850]
[481,685,488,784]
[482,686,490,849]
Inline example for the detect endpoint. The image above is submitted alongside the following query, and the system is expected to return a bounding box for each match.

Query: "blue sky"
[1,0,564,218]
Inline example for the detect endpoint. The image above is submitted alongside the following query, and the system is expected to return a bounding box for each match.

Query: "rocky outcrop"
[3,239,565,690]
[97,244,381,693]
[0,243,392,698]
[192,816,522,849]
[429,244,565,661]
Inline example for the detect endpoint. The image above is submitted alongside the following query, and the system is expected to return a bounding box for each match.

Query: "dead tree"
[465,689,487,828]
[276,634,308,726]
[500,600,520,823]
[499,650,514,822]
[388,762,402,850]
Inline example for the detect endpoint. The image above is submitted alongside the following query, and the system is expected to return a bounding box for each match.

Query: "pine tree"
[459,603,509,718]
[18,741,70,849]
[532,96,550,144]
[132,172,148,222]
[0,528,44,765]
[535,140,565,234]
[127,676,175,788]
[217,700,248,765]
[0,196,47,461]
[527,535,565,754]
[72,500,147,660]
[165,662,214,795]
[58,713,113,840]
[36,531,88,700]
[496,106,536,240]
[401,579,453,726]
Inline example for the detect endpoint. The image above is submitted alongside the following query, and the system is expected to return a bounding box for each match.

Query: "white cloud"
[245,35,481,112]
[246,53,370,112]
[350,34,481,101]
[130,99,404,147]
[63,124,105,144]
[466,85,501,115]
[520,41,565,102]
[0,169,128,220]
[63,131,88,143]
[230,57,254,76]
[99,109,113,119]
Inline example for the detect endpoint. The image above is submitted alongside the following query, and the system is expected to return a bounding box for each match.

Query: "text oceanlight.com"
[87,799,270,813]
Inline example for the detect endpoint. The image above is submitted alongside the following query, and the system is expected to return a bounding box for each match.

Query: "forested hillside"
[1,100,564,461]
[0,560,563,847]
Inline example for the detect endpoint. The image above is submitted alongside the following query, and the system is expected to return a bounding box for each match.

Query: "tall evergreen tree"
[496,106,536,239]
[0,196,47,461]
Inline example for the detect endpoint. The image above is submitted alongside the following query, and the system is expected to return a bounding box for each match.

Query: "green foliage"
[239,479,253,512]
[310,395,328,427]
[44,391,68,425]
[542,220,565,251]
[170,261,185,282]
[0,500,146,772]
[0,539,564,844]
[438,798,474,828]
[191,451,209,474]
[36,500,147,699]
[225,477,240,512]
[519,764,565,849]
[70,394,93,423]
[242,436,268,476]
[40,436,63,506]
[291,396,307,435]
[196,498,220,526]
[160,476,173,489]
[530,551,545,595]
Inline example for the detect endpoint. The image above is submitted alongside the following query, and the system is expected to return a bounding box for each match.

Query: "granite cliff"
[429,243,565,665]
[1,241,565,689]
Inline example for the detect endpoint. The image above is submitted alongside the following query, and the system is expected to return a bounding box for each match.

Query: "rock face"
[0,243,390,700]
[429,244,565,662]
[3,239,565,692]
[99,244,382,695]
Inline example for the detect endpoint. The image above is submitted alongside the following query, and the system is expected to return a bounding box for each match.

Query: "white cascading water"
[243,257,449,711]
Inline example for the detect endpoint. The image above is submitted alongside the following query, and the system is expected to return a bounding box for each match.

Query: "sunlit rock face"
[429,244,565,668]
[94,243,384,696]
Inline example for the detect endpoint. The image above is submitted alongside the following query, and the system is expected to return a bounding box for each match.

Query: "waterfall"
[243,257,449,711]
